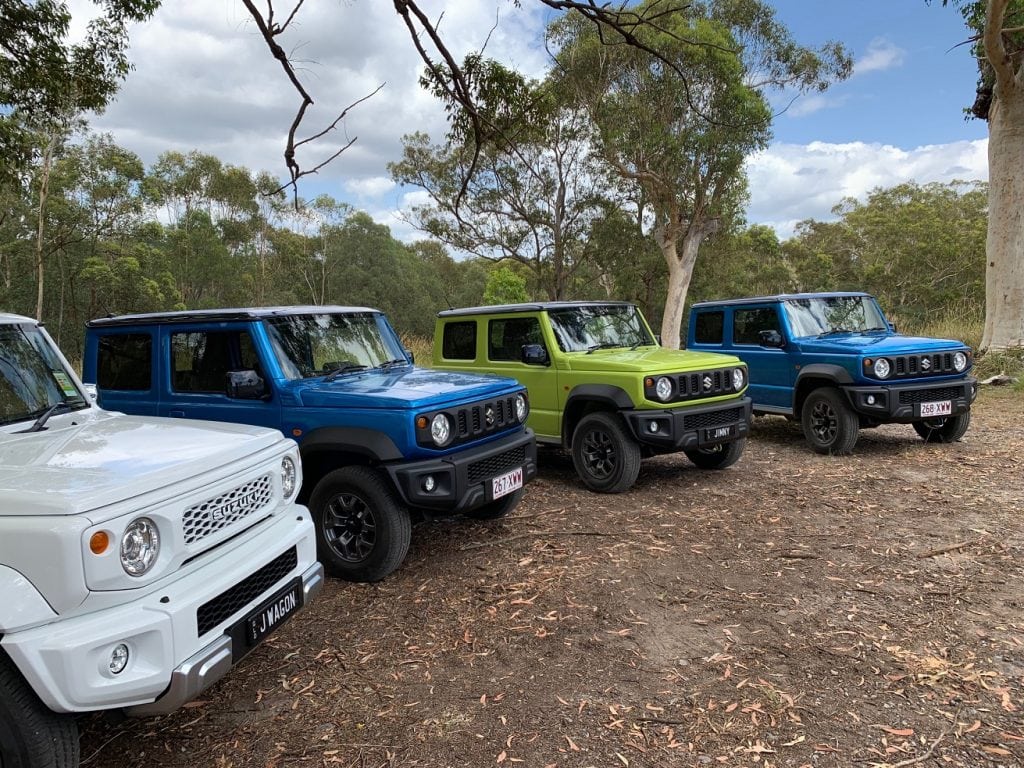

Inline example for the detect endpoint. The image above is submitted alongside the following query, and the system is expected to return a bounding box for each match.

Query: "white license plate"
[491,467,524,499]
[920,400,952,417]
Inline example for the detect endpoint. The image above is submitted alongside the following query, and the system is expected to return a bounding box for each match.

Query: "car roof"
[0,312,37,325]
[87,305,381,328]
[438,300,636,318]
[690,292,872,309]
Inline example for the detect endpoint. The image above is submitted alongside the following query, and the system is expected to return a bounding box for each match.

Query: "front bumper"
[843,377,977,422]
[387,429,537,514]
[2,507,320,714]
[625,397,752,451]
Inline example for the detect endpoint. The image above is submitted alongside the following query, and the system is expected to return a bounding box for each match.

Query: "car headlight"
[515,393,528,421]
[953,351,968,372]
[281,456,298,499]
[431,413,452,446]
[873,358,892,379]
[655,376,673,402]
[120,517,160,576]
[732,368,745,390]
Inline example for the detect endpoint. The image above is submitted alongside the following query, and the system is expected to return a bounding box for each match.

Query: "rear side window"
[693,312,724,344]
[171,331,261,393]
[442,322,477,360]
[97,334,152,390]
[488,317,543,362]
[733,307,780,345]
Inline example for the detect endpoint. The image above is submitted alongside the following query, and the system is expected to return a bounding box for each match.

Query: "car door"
[730,305,793,411]
[158,325,282,431]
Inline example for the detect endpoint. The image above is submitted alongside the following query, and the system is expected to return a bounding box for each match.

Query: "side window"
[733,307,780,345]
[97,334,152,390]
[488,317,543,362]
[172,330,259,393]
[442,322,477,360]
[694,311,724,344]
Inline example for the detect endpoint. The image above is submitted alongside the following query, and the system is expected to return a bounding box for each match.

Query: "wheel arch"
[298,427,403,504]
[562,385,634,445]
[793,365,852,415]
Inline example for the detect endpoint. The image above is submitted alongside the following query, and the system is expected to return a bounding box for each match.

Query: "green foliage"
[482,265,529,305]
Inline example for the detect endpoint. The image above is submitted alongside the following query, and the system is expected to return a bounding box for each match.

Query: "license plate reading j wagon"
[492,467,524,499]
[920,400,952,417]
[245,580,302,646]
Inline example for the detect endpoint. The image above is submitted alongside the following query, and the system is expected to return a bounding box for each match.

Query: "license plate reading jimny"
[492,467,524,499]
[705,425,733,441]
[920,400,952,417]
[246,580,302,646]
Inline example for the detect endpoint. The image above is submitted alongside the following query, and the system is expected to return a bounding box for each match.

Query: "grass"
[401,334,433,367]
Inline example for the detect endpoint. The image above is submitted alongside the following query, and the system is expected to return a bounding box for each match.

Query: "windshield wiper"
[323,364,367,382]
[14,401,74,433]
[586,343,625,354]
[862,326,888,333]
[629,340,654,350]
[817,328,855,338]
[375,359,408,370]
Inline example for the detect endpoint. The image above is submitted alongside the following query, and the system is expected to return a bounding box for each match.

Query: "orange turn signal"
[644,377,654,387]
[416,416,428,429]
[90,531,110,555]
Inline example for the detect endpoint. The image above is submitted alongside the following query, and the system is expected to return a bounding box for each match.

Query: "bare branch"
[984,0,1015,91]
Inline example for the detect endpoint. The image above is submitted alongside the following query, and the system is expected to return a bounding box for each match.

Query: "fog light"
[649,421,659,433]
[423,475,436,492]
[866,395,876,405]
[110,644,129,675]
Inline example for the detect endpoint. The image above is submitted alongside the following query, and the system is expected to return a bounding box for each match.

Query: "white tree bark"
[981,0,1024,351]
[657,220,709,349]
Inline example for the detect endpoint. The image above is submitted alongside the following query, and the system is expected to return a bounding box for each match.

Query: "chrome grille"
[183,474,273,545]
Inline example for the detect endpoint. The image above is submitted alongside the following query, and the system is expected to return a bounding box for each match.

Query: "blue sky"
[81,1,989,241]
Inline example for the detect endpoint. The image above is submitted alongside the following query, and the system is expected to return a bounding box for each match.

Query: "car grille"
[672,369,737,402]
[683,406,746,432]
[453,396,519,442]
[196,547,297,636]
[183,474,274,545]
[892,352,959,378]
[898,386,964,405]
[468,445,527,484]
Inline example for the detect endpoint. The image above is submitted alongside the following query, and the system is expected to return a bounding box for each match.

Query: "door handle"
[169,410,185,418]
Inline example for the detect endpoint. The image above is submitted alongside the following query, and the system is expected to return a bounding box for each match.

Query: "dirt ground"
[79,388,1024,768]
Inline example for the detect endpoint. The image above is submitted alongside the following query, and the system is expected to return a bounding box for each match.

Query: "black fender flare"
[299,427,404,463]
[562,384,635,443]
[793,364,854,412]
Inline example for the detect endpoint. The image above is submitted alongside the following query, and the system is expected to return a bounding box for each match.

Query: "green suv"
[433,302,752,493]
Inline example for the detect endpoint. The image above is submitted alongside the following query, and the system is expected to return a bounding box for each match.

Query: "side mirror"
[888,322,897,333]
[521,343,550,366]
[758,329,785,348]
[226,369,267,400]
[655,334,663,346]
[403,347,415,364]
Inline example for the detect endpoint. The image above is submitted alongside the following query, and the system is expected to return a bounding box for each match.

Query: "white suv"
[0,313,322,767]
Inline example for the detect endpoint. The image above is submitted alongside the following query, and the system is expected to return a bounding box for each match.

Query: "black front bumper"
[625,397,752,452]
[843,377,977,422]
[387,429,537,514]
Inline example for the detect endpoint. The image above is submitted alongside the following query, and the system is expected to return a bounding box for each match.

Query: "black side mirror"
[521,343,549,366]
[758,329,784,348]
[888,322,897,333]
[226,369,267,400]
[403,347,415,364]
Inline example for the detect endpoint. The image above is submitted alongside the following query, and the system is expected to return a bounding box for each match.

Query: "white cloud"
[344,176,396,198]
[745,139,988,239]
[854,38,906,76]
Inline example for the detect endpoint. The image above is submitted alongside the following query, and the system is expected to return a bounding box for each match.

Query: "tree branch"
[984,0,1016,92]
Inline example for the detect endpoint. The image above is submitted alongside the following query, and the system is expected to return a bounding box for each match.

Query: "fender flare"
[793,364,854,411]
[562,384,635,442]
[299,427,404,463]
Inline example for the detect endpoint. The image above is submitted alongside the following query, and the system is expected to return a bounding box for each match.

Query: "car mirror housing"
[758,329,784,348]
[226,369,267,400]
[521,343,550,366]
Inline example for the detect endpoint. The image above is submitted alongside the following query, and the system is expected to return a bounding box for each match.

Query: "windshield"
[0,324,87,427]
[264,313,408,380]
[548,305,655,352]
[783,296,888,338]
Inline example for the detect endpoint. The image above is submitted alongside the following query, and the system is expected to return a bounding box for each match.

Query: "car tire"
[913,411,971,443]
[465,488,525,520]
[310,466,412,582]
[684,438,746,470]
[801,388,859,455]
[571,412,642,493]
[0,653,78,768]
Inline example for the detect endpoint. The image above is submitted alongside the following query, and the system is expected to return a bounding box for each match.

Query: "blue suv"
[83,306,537,582]
[687,293,977,454]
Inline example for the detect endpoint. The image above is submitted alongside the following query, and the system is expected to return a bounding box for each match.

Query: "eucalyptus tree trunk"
[656,215,717,349]
[981,0,1024,351]
[34,135,56,321]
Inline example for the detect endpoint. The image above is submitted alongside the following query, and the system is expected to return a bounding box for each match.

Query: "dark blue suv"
[83,306,537,582]
[687,293,977,454]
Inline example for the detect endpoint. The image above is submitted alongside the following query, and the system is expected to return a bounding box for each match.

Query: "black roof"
[437,300,635,318]
[689,292,872,309]
[87,305,380,328]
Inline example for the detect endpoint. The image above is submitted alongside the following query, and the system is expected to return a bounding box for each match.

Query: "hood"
[798,334,969,356]
[0,409,284,517]
[290,366,523,410]
[567,345,743,373]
